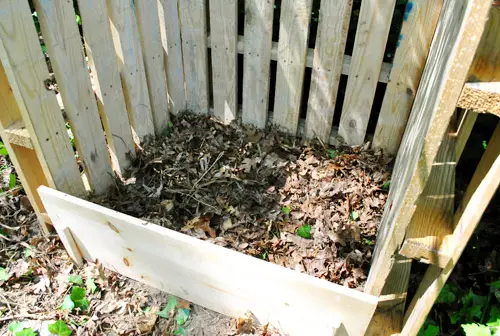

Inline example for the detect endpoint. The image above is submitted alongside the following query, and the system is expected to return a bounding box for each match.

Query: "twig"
[0,292,13,317]
[192,151,224,189]
[0,312,56,322]
[0,222,20,230]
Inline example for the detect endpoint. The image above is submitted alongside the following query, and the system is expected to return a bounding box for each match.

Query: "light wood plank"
[209,0,238,124]
[457,82,500,117]
[399,123,456,267]
[179,0,209,114]
[455,110,477,161]
[304,0,352,143]
[135,0,170,134]
[0,0,85,197]
[39,186,377,336]
[468,6,500,82]
[402,129,500,336]
[242,0,275,129]
[365,255,412,335]
[373,0,443,155]
[34,0,113,194]
[158,0,186,114]
[273,0,313,135]
[4,121,33,150]
[338,0,396,146]
[365,0,492,297]
[107,0,155,142]
[77,0,135,174]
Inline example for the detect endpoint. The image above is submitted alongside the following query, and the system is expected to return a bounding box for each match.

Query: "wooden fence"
[0,0,497,334]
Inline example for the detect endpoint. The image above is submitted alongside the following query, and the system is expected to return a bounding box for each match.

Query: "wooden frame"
[39,186,378,336]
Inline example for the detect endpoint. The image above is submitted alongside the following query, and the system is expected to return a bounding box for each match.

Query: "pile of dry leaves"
[96,113,392,289]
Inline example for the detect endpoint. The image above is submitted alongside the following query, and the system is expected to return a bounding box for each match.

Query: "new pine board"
[77,0,135,174]
[158,0,186,114]
[372,0,443,155]
[209,0,238,124]
[304,0,352,143]
[39,186,378,336]
[33,0,113,195]
[273,0,313,135]
[365,0,492,296]
[135,0,170,134]
[0,0,85,197]
[107,0,155,142]
[242,0,275,129]
[179,0,209,114]
[338,0,396,146]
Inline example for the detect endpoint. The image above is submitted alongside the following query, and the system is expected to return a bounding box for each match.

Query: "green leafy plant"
[482,140,488,150]
[15,329,36,336]
[296,225,312,239]
[86,277,97,294]
[382,180,391,190]
[0,141,9,156]
[281,206,291,215]
[61,286,89,312]
[156,296,190,336]
[0,267,9,281]
[48,320,72,336]
[67,274,83,285]
[327,149,338,159]
[8,322,25,333]
[350,211,359,221]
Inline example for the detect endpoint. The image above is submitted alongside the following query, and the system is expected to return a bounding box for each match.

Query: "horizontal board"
[39,186,378,336]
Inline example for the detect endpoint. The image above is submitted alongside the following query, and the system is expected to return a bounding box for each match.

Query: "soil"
[93,113,392,289]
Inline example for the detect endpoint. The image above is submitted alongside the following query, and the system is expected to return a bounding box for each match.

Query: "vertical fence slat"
[77,0,135,174]
[373,0,443,155]
[0,1,85,196]
[273,0,313,135]
[107,0,155,142]
[179,0,209,114]
[159,0,186,114]
[135,0,170,134]
[34,0,113,195]
[338,0,397,146]
[242,0,275,128]
[209,0,238,124]
[304,0,352,142]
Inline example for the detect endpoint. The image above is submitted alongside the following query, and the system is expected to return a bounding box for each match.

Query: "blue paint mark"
[399,34,404,41]
[403,2,414,21]
[396,41,400,48]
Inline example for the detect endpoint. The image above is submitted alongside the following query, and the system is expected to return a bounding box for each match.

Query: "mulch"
[94,112,393,290]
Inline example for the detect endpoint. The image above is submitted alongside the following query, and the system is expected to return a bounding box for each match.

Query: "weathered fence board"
[373,0,443,155]
[0,0,85,197]
[158,0,186,114]
[135,0,170,134]
[34,0,113,194]
[107,0,155,142]
[209,0,238,124]
[338,0,396,146]
[242,0,275,128]
[366,0,492,297]
[77,0,135,174]
[273,0,313,135]
[179,0,209,114]
[304,0,352,142]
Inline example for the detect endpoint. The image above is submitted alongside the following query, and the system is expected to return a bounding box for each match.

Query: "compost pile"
[95,113,392,289]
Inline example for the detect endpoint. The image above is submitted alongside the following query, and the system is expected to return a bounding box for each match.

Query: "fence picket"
[338,0,396,146]
[273,0,313,135]
[107,0,155,142]
[77,0,135,174]
[373,0,443,155]
[242,0,275,129]
[0,0,85,196]
[304,0,352,142]
[33,0,113,194]
[209,0,238,124]
[159,0,186,114]
[135,0,170,134]
[179,0,209,114]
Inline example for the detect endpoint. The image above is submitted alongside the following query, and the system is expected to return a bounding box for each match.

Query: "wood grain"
[373,0,443,155]
[179,0,209,114]
[242,0,275,128]
[365,0,492,296]
[338,0,396,146]
[135,0,170,134]
[457,82,500,117]
[39,186,378,336]
[304,0,352,143]
[209,0,238,123]
[107,0,155,142]
[273,0,313,135]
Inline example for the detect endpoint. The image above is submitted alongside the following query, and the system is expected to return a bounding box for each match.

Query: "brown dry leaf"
[137,306,159,334]
[8,259,29,278]
[236,313,255,334]
[177,298,191,310]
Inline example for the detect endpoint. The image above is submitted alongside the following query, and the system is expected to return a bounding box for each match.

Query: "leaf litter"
[94,112,392,289]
